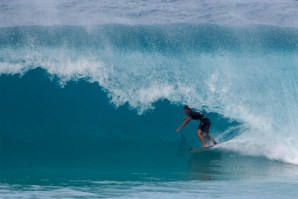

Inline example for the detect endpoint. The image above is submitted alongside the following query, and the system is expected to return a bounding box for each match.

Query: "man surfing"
[176,105,217,148]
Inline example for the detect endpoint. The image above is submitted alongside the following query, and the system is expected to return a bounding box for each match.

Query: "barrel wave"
[1,24,298,168]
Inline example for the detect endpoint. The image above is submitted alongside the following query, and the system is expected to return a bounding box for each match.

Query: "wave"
[1,24,298,165]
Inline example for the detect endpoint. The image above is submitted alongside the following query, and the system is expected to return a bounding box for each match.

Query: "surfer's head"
[184,105,191,114]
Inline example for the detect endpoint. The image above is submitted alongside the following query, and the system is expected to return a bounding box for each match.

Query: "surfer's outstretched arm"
[176,117,192,132]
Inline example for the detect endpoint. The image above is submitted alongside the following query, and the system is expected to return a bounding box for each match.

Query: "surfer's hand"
[176,128,180,133]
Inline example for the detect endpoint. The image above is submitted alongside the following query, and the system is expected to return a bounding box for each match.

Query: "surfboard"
[189,145,216,153]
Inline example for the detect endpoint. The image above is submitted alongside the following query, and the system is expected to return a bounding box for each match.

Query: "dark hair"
[184,105,190,110]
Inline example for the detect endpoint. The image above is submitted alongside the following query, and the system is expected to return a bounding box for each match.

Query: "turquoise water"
[1,1,298,198]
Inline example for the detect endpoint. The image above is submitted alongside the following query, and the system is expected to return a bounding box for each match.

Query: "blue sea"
[1,0,298,198]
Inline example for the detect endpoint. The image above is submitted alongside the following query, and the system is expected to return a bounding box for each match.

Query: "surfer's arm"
[176,117,191,132]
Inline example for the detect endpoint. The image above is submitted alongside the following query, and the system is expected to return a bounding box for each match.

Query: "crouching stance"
[176,105,217,147]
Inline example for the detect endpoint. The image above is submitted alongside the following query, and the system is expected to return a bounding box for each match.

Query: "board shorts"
[198,118,211,133]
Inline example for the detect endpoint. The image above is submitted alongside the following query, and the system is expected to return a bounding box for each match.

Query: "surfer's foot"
[204,144,209,148]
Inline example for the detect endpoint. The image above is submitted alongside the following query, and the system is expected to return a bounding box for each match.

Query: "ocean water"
[1,0,298,198]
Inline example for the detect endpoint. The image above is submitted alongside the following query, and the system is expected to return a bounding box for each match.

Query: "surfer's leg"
[197,129,208,147]
[205,132,217,145]
[203,121,217,145]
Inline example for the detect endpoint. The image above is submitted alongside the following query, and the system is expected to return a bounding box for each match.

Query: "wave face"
[0,24,298,166]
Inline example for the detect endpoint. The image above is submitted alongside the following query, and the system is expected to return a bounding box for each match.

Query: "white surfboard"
[189,145,217,153]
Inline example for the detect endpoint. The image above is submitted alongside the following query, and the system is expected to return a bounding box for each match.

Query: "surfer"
[176,105,217,147]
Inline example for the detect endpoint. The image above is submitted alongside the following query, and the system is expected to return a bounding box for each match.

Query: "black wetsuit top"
[189,110,211,131]
[188,110,205,122]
